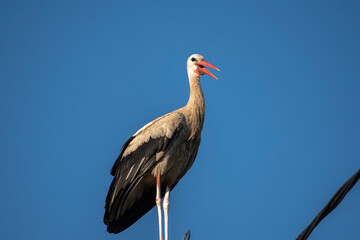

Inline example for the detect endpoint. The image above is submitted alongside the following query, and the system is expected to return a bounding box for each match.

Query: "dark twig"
[296,169,360,240]
[182,230,191,240]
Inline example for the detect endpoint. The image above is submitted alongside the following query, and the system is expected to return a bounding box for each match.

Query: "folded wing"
[104,111,186,233]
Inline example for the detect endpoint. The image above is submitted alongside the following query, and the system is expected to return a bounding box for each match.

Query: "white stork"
[104,54,219,240]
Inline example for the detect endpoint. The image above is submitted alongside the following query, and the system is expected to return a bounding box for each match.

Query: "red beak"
[196,59,220,80]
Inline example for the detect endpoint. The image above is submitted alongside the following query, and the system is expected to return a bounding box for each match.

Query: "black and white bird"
[104,54,219,240]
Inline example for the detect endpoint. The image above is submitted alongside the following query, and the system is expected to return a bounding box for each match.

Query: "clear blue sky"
[1,1,359,240]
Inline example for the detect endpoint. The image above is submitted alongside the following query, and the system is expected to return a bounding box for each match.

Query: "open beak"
[196,59,220,80]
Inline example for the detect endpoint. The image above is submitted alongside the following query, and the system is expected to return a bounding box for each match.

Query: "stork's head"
[187,54,220,80]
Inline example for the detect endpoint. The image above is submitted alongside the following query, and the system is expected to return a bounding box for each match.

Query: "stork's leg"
[156,174,163,240]
[163,183,171,240]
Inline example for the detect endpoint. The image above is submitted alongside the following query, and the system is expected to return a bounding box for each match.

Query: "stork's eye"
[191,57,196,62]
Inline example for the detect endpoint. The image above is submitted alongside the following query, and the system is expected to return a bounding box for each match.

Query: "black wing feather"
[104,125,181,233]
[110,136,135,176]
